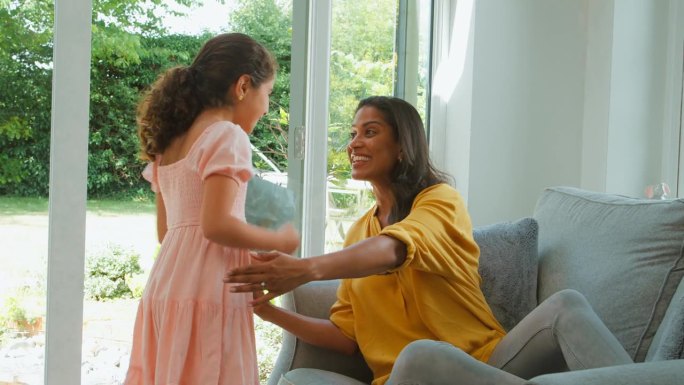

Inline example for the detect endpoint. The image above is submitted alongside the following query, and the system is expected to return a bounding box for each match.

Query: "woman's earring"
[238,95,244,101]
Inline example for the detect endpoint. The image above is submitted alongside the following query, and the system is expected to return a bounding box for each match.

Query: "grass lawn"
[86,199,155,215]
[0,196,155,216]
[0,196,49,215]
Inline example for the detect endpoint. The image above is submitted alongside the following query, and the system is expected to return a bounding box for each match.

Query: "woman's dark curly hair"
[355,96,453,223]
[137,33,277,161]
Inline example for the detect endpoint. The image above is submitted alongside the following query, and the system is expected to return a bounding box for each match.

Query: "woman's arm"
[307,234,407,279]
[201,174,299,253]
[225,234,406,305]
[255,303,358,355]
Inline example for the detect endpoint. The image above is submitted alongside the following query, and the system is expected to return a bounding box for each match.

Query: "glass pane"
[414,0,433,123]
[81,1,293,384]
[0,0,52,383]
[325,0,432,252]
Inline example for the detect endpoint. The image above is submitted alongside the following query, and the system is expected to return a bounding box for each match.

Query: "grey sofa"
[267,186,684,385]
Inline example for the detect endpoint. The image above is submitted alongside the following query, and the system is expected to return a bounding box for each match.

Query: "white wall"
[440,0,676,226]
[664,0,684,196]
[465,0,588,226]
[581,0,614,192]
[605,0,669,196]
[430,0,475,203]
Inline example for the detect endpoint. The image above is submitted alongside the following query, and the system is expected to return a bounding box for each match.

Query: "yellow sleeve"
[380,184,480,279]
[329,279,357,341]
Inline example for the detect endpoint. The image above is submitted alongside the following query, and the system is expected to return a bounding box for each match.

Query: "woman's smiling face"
[347,106,401,185]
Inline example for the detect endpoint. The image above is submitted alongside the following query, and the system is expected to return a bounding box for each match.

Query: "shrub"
[84,244,143,301]
[0,294,45,340]
[128,272,148,298]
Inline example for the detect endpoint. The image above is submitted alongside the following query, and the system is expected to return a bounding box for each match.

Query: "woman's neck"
[372,182,395,228]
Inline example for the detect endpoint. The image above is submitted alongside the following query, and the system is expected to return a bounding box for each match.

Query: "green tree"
[327,0,396,183]
[229,0,292,172]
[88,33,207,198]
[0,0,199,197]
[0,0,406,198]
[0,0,54,195]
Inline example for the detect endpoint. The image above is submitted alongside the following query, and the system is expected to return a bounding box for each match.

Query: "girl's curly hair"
[137,33,277,161]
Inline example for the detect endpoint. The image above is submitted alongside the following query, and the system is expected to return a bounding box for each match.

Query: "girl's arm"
[255,303,358,355]
[225,234,406,305]
[201,174,299,253]
[156,192,168,243]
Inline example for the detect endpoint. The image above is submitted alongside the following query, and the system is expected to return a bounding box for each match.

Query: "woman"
[225,96,632,385]
[226,96,504,384]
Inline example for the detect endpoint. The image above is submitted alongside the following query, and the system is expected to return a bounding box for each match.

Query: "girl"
[124,33,299,385]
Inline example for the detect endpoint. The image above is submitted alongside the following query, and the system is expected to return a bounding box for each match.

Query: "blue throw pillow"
[476,217,539,332]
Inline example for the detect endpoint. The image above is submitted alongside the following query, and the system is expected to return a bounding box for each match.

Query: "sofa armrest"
[527,359,684,385]
[646,277,684,361]
[267,280,373,385]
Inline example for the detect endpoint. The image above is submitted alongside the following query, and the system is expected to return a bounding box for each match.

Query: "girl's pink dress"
[125,122,258,385]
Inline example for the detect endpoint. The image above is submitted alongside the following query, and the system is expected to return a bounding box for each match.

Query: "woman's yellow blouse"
[329,183,505,385]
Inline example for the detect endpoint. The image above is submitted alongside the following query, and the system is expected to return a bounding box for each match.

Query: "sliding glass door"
[323,0,433,252]
[23,1,434,383]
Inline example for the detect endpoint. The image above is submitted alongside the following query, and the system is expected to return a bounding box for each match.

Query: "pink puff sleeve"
[188,122,253,183]
[141,161,159,193]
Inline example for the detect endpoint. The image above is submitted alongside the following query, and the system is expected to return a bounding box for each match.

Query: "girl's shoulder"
[187,121,253,182]
[187,121,251,157]
[158,121,248,169]
[198,121,248,145]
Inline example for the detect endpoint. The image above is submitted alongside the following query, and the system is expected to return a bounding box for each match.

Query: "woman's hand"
[225,250,314,306]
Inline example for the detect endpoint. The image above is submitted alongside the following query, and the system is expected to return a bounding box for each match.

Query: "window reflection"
[325,0,432,252]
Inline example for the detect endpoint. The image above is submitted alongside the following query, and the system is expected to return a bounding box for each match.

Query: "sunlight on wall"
[432,0,473,102]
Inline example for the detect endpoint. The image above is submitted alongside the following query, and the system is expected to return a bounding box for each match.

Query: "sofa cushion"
[476,217,539,331]
[527,360,684,385]
[278,368,367,385]
[533,186,684,361]
[269,282,373,385]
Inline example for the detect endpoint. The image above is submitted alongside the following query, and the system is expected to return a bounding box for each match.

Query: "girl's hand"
[276,223,300,254]
[252,288,273,320]
[224,250,313,306]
